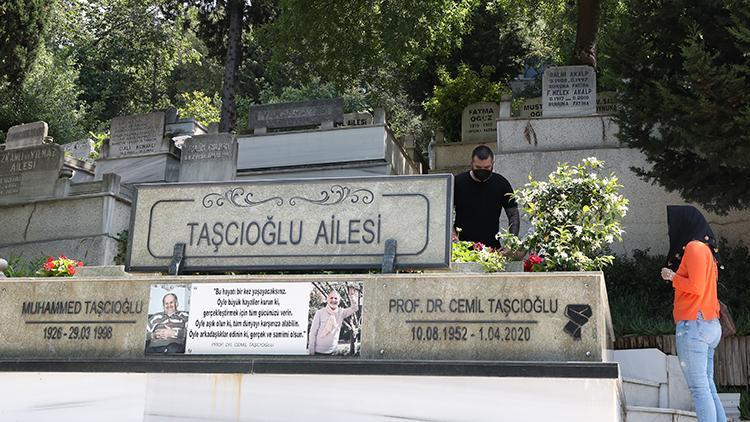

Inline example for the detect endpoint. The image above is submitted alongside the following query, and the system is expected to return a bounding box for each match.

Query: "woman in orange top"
[660,205,725,422]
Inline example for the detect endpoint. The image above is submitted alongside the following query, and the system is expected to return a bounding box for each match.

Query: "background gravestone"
[343,112,374,127]
[542,66,597,117]
[5,121,48,150]
[596,92,617,114]
[248,98,344,133]
[62,139,96,163]
[108,111,167,158]
[95,111,179,183]
[0,144,64,205]
[519,97,544,118]
[461,102,500,143]
[179,134,237,182]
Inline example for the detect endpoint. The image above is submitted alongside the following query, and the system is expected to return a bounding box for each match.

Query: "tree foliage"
[0,0,50,86]
[423,65,508,142]
[608,0,750,214]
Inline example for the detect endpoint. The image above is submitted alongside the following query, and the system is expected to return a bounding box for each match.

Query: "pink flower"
[472,242,485,251]
[77,261,84,267]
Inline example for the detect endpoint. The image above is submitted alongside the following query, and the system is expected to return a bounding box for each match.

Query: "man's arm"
[506,206,520,236]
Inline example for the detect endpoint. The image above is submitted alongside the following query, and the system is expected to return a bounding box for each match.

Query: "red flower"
[67,265,76,276]
[59,255,67,260]
[524,254,544,272]
[472,242,485,251]
[46,257,54,263]
[43,262,55,271]
[77,261,84,267]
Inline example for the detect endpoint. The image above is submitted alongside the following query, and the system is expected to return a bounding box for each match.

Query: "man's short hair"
[163,293,178,305]
[471,145,494,161]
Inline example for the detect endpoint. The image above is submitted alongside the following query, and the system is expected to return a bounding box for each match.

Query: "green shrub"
[500,157,629,271]
[3,255,45,277]
[423,64,507,142]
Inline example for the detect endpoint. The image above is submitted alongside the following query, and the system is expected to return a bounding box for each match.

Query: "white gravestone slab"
[542,66,597,117]
[62,139,96,163]
[127,175,453,272]
[108,111,167,158]
[461,102,500,142]
[5,121,48,150]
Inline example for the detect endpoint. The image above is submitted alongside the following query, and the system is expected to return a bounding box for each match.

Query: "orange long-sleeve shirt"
[672,240,720,322]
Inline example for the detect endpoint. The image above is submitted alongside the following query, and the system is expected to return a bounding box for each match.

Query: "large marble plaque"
[0,279,151,358]
[361,273,611,361]
[248,99,344,130]
[127,175,452,271]
[108,111,167,158]
[0,144,63,205]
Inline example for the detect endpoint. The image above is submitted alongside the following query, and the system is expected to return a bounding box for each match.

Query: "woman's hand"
[660,267,675,282]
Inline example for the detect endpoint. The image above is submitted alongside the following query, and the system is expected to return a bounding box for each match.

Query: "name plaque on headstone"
[108,111,167,158]
[362,273,610,361]
[5,121,48,150]
[520,97,543,118]
[178,134,237,182]
[0,279,150,358]
[596,91,617,114]
[127,175,452,272]
[248,98,344,131]
[461,102,500,142]
[0,144,63,205]
[542,66,597,117]
[343,112,374,127]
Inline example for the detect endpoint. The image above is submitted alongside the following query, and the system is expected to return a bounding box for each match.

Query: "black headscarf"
[666,205,722,271]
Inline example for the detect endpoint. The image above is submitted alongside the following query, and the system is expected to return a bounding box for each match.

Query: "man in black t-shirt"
[453,145,520,249]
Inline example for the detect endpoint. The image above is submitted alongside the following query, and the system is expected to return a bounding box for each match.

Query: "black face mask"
[472,169,492,182]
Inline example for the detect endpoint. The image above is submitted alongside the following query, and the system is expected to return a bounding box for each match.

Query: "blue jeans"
[675,314,726,422]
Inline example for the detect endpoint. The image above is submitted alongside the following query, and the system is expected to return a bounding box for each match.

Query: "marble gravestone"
[108,111,168,158]
[461,102,500,143]
[520,97,544,118]
[249,98,344,134]
[343,112,374,127]
[596,91,617,115]
[0,144,65,205]
[178,134,237,182]
[127,175,453,272]
[62,139,96,163]
[4,121,48,150]
[362,272,612,362]
[542,66,597,117]
[95,111,180,183]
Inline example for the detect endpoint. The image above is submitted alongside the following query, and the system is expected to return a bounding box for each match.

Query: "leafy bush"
[451,238,506,272]
[176,91,220,127]
[2,255,45,277]
[500,157,629,271]
[423,64,508,142]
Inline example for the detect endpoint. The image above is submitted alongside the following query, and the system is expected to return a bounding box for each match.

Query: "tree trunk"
[219,0,244,133]
[573,0,601,67]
